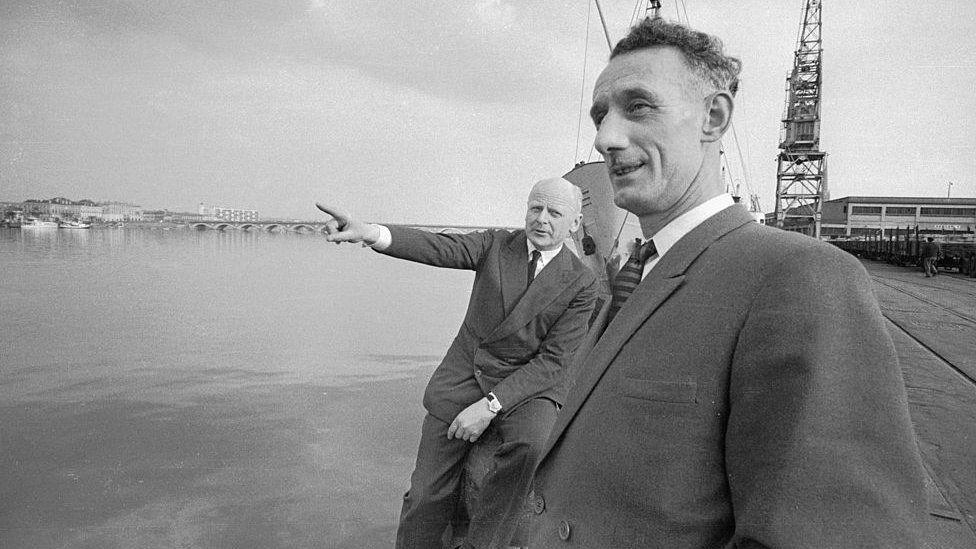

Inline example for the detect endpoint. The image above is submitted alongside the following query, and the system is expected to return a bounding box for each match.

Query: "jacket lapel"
[498,232,528,317]
[540,204,756,459]
[485,245,582,343]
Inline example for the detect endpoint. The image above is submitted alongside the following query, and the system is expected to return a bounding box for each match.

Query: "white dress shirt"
[640,194,737,280]
[527,241,562,278]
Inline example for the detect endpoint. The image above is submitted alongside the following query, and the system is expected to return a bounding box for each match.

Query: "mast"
[774,0,827,238]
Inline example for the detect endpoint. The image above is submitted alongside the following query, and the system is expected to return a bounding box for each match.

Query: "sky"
[1,0,974,225]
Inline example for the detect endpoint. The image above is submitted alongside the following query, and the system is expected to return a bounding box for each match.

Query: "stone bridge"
[188,221,511,234]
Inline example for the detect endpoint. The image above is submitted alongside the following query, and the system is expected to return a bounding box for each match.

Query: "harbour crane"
[774,0,828,238]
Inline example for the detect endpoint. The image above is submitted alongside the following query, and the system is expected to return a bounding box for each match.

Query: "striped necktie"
[607,239,657,323]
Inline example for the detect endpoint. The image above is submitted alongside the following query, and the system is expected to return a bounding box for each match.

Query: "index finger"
[315,203,348,223]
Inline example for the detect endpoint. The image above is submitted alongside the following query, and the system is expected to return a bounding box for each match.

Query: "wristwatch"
[486,392,503,414]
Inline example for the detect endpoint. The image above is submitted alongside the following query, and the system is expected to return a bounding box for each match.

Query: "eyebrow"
[589,86,662,122]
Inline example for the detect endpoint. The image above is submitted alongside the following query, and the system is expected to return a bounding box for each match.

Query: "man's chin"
[613,191,652,216]
[527,235,556,250]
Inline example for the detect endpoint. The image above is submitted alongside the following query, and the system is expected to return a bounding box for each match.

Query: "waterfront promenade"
[862,260,976,547]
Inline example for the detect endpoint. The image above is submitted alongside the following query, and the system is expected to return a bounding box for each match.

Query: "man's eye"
[628,102,651,114]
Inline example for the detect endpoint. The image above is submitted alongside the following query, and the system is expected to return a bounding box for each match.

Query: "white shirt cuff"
[367,224,392,250]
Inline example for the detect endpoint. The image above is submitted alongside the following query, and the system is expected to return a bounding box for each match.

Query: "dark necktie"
[607,239,656,323]
[527,249,542,285]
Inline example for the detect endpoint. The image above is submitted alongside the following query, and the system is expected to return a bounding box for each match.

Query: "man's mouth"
[610,162,643,177]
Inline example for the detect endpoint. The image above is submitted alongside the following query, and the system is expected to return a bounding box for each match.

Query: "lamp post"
[947,180,954,199]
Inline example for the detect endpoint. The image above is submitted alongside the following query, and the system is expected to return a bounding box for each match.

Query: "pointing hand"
[314,203,379,244]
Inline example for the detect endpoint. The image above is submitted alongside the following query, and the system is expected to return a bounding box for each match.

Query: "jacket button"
[533,495,545,514]
[474,370,481,376]
[558,520,571,541]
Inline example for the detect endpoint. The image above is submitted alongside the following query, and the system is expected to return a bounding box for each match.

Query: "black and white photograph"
[2,1,975,548]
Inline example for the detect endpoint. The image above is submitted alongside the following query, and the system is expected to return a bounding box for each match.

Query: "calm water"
[0,227,473,548]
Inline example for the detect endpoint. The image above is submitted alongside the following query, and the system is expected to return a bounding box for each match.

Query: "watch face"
[487,394,501,412]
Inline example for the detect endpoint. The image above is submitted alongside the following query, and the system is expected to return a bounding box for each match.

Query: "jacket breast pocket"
[619,378,698,404]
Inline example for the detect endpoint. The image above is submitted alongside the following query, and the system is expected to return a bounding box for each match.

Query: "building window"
[885,206,916,216]
[919,207,976,217]
[850,206,882,215]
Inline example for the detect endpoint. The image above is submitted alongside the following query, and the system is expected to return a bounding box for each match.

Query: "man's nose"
[594,111,627,155]
[536,208,552,223]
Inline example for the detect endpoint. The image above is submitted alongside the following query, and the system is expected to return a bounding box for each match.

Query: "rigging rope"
[574,1,594,162]
[728,123,756,200]
[679,0,691,25]
[629,1,644,26]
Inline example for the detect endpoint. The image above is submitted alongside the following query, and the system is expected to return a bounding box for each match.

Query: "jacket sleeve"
[724,246,928,548]
[378,225,496,270]
[489,276,599,411]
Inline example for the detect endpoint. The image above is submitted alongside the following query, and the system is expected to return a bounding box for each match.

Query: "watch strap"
[486,392,502,414]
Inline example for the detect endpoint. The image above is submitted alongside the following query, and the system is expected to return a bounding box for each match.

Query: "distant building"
[1,201,24,222]
[167,211,207,223]
[24,197,101,220]
[768,196,976,238]
[100,202,143,222]
[19,197,144,222]
[199,203,259,222]
[142,209,168,222]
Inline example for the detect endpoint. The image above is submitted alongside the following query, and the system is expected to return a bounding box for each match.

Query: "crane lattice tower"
[774,0,828,238]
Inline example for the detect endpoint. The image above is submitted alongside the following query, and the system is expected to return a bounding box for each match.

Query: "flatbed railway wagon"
[830,227,976,278]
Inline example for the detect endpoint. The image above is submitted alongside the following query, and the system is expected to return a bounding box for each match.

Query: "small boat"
[59,221,92,229]
[22,218,59,228]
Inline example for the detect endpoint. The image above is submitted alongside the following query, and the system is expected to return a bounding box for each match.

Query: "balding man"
[316,177,598,549]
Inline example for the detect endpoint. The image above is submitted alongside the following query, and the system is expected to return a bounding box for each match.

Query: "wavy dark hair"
[611,17,742,97]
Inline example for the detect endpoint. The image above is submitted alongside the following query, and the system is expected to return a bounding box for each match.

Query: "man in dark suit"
[316,176,597,549]
[528,18,928,548]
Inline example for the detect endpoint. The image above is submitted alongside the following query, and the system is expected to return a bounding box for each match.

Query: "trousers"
[395,398,557,549]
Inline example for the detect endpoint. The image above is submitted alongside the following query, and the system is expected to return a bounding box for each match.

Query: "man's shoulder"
[554,244,597,281]
[718,222,866,275]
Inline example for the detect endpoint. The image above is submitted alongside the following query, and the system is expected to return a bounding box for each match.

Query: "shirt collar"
[646,193,736,259]
[527,240,563,269]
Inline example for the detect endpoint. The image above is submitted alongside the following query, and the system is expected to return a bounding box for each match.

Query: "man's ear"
[571,213,582,233]
[702,91,733,143]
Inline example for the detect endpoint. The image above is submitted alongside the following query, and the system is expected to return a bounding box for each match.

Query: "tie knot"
[530,249,541,262]
[629,240,655,264]
[639,239,656,261]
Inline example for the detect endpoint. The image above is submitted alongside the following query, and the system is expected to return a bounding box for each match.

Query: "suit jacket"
[380,226,598,424]
[529,204,928,548]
